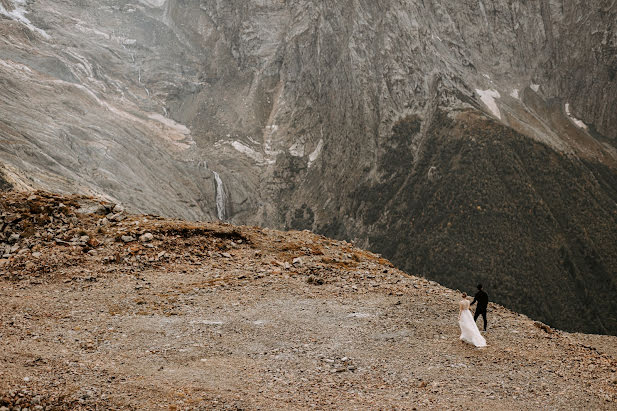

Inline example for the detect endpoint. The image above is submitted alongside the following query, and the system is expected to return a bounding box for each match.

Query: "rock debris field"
[1,192,616,409]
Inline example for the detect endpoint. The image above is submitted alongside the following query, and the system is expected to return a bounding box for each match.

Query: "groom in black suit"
[470,284,488,331]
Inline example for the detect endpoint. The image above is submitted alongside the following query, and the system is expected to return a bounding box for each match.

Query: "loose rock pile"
[1,389,50,411]
[0,191,249,283]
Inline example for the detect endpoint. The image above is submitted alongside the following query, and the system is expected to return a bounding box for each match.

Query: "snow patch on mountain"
[308,139,324,167]
[475,89,501,119]
[231,141,270,165]
[565,103,588,130]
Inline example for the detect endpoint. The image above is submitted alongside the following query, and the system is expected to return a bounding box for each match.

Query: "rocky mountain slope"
[0,0,616,334]
[1,191,617,409]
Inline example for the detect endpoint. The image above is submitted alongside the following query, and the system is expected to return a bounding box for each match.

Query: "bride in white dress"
[458,293,487,347]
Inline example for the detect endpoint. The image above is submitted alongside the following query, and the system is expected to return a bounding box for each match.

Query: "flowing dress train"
[459,299,486,347]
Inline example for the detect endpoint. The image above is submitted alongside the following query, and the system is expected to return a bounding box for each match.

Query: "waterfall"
[212,171,226,221]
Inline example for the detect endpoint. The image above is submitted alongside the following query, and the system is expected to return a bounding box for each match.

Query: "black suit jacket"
[471,290,488,311]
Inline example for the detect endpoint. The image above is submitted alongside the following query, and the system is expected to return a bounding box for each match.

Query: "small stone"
[23,376,30,382]
[113,204,125,213]
[76,203,107,215]
[87,237,99,247]
[292,257,303,266]
[221,252,232,258]
[8,233,20,244]
[108,213,125,222]
[121,235,135,243]
[32,252,42,258]
[139,233,154,242]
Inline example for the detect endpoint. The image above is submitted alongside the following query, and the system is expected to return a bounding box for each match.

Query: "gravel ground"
[1,192,616,409]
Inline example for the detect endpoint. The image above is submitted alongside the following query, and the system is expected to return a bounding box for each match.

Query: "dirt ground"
[1,192,616,409]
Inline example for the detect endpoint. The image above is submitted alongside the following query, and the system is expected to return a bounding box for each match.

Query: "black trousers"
[474,308,487,330]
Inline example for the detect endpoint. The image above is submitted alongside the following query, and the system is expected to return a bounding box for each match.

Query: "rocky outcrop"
[0,0,616,333]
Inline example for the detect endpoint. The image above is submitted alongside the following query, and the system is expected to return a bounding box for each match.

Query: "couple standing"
[458,284,488,347]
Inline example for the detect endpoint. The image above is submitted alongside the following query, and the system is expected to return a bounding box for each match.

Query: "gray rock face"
[0,0,616,333]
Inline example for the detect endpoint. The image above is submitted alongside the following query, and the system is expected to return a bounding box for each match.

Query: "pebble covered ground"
[1,191,616,409]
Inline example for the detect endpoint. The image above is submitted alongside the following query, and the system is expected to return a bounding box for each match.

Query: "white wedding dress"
[458,299,486,347]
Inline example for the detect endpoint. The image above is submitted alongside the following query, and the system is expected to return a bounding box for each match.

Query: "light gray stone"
[139,233,154,242]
